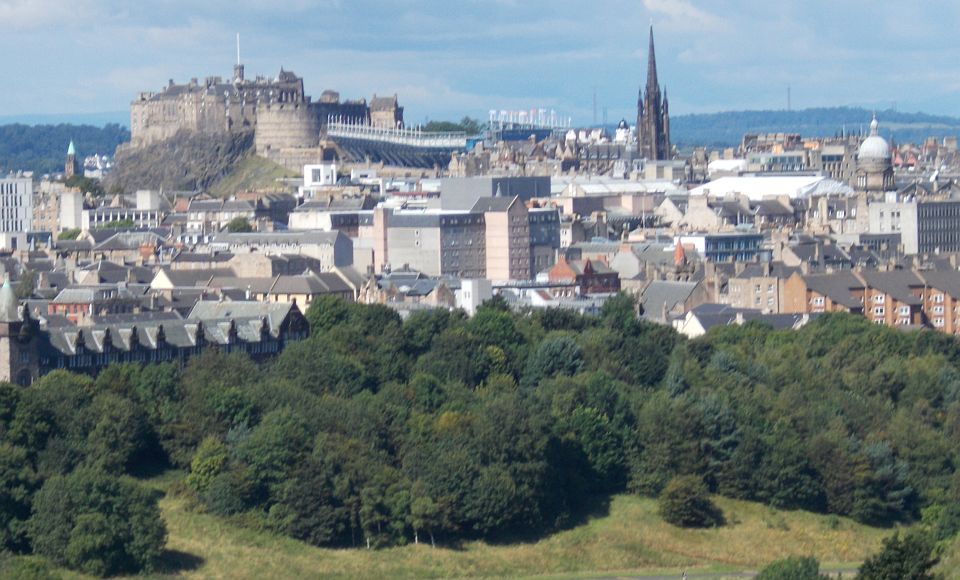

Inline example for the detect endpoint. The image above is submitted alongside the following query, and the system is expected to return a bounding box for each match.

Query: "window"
[935,318,945,327]
[934,305,945,314]
[873,295,885,304]
[898,306,910,316]
[812,297,824,306]
[934,293,945,303]
[873,307,885,315]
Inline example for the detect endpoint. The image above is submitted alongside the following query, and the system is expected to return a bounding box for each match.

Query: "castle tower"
[65,140,79,179]
[637,26,671,161]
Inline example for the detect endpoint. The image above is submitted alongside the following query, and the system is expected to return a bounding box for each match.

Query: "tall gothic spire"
[646,25,659,94]
[637,25,670,161]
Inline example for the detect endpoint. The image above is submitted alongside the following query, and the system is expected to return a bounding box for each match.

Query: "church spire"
[638,25,670,161]
[646,25,659,94]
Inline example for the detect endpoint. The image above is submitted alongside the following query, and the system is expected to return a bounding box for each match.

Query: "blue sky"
[4,0,960,124]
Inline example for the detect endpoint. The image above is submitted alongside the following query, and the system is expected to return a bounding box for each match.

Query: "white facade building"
[0,177,33,250]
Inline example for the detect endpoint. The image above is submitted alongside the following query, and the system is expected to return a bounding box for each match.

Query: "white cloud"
[641,0,724,30]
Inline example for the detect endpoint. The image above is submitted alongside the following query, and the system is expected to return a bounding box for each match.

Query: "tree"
[233,408,311,497]
[27,469,166,576]
[757,556,828,580]
[856,531,940,580]
[0,444,38,552]
[226,216,253,233]
[658,475,724,528]
[14,270,35,300]
[268,457,351,547]
[522,335,583,388]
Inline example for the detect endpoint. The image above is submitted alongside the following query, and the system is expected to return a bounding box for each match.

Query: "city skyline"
[5,0,960,124]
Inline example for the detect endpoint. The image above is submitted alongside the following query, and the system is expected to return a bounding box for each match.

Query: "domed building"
[853,115,894,193]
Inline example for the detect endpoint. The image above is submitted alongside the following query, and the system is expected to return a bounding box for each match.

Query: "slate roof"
[686,303,821,332]
[803,271,864,309]
[470,196,517,213]
[860,270,925,305]
[920,270,960,298]
[641,280,700,320]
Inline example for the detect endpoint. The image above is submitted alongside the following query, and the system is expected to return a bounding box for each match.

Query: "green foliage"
[65,175,104,196]
[96,218,136,229]
[422,116,482,134]
[6,300,960,558]
[522,334,583,388]
[186,437,228,495]
[226,216,253,232]
[856,531,941,580]
[0,123,128,175]
[658,475,724,528]
[757,556,828,580]
[0,444,38,551]
[0,555,58,580]
[14,269,35,300]
[57,228,81,240]
[27,468,166,576]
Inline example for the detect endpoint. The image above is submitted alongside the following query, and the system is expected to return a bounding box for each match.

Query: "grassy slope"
[207,154,297,198]
[936,536,960,579]
[85,473,892,580]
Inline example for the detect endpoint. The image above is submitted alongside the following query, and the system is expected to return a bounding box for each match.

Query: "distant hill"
[0,123,129,175]
[670,106,960,148]
[0,111,128,128]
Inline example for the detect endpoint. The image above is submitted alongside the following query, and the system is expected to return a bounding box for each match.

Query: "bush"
[658,475,724,528]
[186,437,228,494]
[856,531,940,580]
[27,469,166,576]
[757,556,828,580]
[0,555,58,580]
[226,216,253,233]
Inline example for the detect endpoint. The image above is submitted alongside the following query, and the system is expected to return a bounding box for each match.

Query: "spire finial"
[646,24,659,92]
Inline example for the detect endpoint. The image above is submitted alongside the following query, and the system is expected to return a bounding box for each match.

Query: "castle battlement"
[129,65,403,167]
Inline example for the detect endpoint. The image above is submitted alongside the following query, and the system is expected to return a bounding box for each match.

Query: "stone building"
[129,64,399,166]
[853,116,894,193]
[369,95,404,129]
[637,26,671,161]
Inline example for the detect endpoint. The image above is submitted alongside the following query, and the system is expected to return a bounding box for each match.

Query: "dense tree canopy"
[5,295,960,574]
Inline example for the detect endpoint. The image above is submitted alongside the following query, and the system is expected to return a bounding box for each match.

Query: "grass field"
[56,472,891,580]
[207,154,297,198]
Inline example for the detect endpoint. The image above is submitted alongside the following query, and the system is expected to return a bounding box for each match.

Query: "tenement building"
[0,279,309,385]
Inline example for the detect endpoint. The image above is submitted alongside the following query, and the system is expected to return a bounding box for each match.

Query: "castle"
[130,63,403,168]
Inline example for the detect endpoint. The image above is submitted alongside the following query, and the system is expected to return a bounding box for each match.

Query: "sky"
[4,0,960,125]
